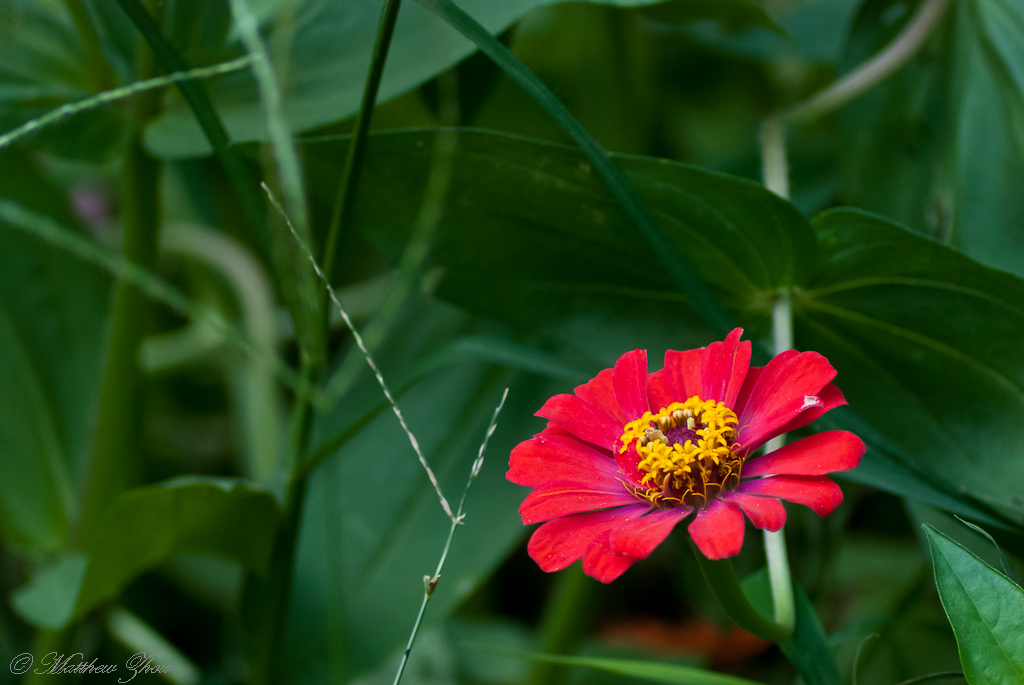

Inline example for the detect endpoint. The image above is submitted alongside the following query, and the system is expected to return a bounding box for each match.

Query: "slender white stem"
[780,0,951,124]
[764,291,796,631]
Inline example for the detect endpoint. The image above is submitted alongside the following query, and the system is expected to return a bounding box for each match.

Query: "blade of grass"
[0,57,256,153]
[393,388,509,685]
[264,183,456,522]
[322,0,407,283]
[412,0,738,340]
[113,0,268,251]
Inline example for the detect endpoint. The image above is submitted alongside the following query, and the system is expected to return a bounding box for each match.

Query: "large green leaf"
[801,209,1024,526]
[285,295,561,680]
[314,129,1024,529]
[305,128,815,355]
[144,0,780,158]
[836,0,1024,278]
[925,525,1024,684]
[11,477,280,630]
[0,149,109,552]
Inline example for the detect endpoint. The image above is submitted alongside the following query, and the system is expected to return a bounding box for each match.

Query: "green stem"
[777,0,951,125]
[113,0,269,255]
[79,44,163,545]
[527,565,596,685]
[322,0,406,283]
[62,0,115,91]
[689,542,791,643]
[763,290,796,631]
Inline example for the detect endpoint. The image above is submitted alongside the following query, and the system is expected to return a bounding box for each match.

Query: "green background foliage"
[1,0,1023,682]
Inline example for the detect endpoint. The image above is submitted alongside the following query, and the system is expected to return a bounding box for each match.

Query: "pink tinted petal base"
[528,505,648,572]
[688,500,745,559]
[737,475,844,516]
[613,349,650,420]
[721,492,786,531]
[507,433,621,487]
[736,350,837,452]
[701,328,751,407]
[536,394,621,450]
[520,481,640,524]
[742,431,865,478]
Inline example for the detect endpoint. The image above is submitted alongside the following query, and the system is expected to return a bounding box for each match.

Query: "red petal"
[582,530,636,583]
[735,350,837,452]
[663,348,703,403]
[771,383,847,436]
[520,481,639,524]
[688,500,745,559]
[721,492,786,531]
[507,433,621,487]
[575,367,628,425]
[737,475,843,516]
[646,369,674,412]
[742,431,864,478]
[701,328,751,408]
[613,349,650,419]
[732,364,764,418]
[536,394,621,451]
[528,505,648,573]
[609,506,691,559]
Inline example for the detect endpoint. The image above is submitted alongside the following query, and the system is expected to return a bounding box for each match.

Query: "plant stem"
[114,0,269,256]
[764,291,796,631]
[322,0,406,283]
[689,543,791,643]
[527,564,596,685]
[78,39,163,546]
[776,0,951,125]
[62,0,115,91]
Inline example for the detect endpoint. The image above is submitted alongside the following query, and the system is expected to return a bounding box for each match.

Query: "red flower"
[507,328,864,583]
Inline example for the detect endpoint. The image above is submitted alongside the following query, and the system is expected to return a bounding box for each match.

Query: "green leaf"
[0,149,109,552]
[305,128,815,351]
[800,209,1024,526]
[469,647,761,685]
[0,0,128,160]
[144,0,751,158]
[11,477,280,629]
[924,525,1024,685]
[837,0,1024,279]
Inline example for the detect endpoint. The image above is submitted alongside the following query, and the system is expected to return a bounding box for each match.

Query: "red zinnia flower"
[507,328,864,583]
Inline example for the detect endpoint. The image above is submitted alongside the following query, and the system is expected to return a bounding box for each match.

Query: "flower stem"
[689,543,791,644]
[764,290,797,631]
[777,0,951,125]
[528,564,596,685]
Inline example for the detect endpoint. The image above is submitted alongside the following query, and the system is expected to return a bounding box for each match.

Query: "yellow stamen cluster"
[618,396,742,507]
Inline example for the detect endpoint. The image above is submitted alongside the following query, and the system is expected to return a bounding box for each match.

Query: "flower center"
[618,396,742,508]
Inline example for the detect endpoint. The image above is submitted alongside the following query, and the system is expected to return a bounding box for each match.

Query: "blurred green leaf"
[0,149,109,552]
[286,296,566,679]
[638,0,785,35]
[0,0,129,160]
[469,647,760,685]
[11,477,280,629]
[144,0,761,158]
[925,525,1024,685]
[801,209,1024,527]
[837,0,1024,278]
